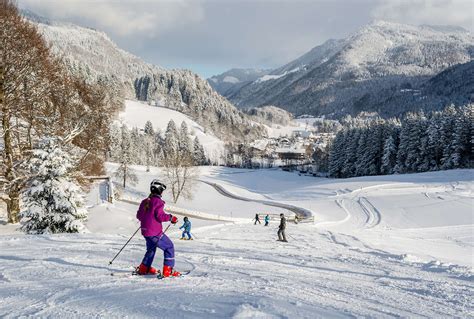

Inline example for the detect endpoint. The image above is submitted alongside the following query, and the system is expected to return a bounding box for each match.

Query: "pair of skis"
[110,267,191,279]
[110,271,191,280]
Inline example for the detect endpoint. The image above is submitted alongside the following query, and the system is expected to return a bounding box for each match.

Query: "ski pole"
[109,226,141,265]
[162,223,171,235]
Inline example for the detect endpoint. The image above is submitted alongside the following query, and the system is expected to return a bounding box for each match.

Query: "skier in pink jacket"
[136,180,180,277]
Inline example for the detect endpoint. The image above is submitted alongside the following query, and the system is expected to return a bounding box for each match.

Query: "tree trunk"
[123,164,126,188]
[7,192,20,223]
[1,64,19,223]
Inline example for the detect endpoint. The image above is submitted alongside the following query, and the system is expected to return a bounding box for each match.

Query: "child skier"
[254,213,261,225]
[264,214,270,226]
[179,217,192,240]
[136,179,181,277]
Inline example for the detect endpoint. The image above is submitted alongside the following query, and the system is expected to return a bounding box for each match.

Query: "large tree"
[0,0,119,223]
[20,137,87,234]
[161,120,199,203]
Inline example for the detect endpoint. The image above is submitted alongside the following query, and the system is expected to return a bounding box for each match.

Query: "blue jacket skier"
[180,217,192,240]
[264,214,270,226]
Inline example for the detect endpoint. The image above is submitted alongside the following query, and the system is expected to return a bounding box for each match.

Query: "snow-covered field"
[118,100,225,162]
[262,117,317,138]
[0,167,472,318]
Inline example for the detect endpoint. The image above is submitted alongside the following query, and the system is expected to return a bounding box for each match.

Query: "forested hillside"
[329,105,473,178]
[30,14,266,142]
[221,21,473,118]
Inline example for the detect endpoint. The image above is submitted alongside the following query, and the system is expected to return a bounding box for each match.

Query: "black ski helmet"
[150,179,166,195]
[184,216,189,221]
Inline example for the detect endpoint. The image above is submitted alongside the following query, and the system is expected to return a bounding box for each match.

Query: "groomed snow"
[0,167,472,317]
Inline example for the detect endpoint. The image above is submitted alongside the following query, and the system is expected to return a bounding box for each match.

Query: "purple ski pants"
[141,234,175,267]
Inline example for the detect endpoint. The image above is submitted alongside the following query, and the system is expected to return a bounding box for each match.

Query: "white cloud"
[19,0,205,37]
[18,0,472,78]
[371,0,473,31]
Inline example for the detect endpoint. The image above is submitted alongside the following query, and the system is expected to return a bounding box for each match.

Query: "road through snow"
[200,180,313,219]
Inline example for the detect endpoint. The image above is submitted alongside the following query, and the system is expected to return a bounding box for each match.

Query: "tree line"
[1,0,119,225]
[108,120,208,203]
[329,105,473,178]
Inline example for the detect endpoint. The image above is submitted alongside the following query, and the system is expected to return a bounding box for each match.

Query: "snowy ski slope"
[0,168,472,317]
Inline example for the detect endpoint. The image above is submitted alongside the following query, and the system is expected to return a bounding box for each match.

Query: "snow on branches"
[329,105,473,178]
[20,137,87,234]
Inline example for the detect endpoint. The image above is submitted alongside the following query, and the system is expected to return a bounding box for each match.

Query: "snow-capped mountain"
[29,15,265,142]
[225,21,473,118]
[207,68,271,97]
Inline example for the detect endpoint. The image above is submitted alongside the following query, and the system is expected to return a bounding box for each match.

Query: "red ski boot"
[137,263,158,275]
[162,265,181,277]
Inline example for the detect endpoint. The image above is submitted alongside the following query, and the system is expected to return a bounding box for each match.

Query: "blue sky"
[20,0,473,78]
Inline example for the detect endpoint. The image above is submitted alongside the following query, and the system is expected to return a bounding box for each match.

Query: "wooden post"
[108,177,114,203]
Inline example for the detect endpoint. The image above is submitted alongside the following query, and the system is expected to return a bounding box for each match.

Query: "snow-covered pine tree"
[164,120,179,159]
[130,127,142,165]
[448,105,473,168]
[341,129,359,177]
[154,131,165,164]
[440,105,457,170]
[193,136,207,165]
[378,121,398,174]
[179,121,193,160]
[20,137,87,234]
[395,115,411,173]
[144,134,154,172]
[381,133,398,174]
[403,112,428,172]
[426,112,443,170]
[416,117,430,172]
[108,124,122,161]
[355,127,370,176]
[366,121,386,176]
[144,120,155,136]
[329,130,346,177]
[114,125,138,188]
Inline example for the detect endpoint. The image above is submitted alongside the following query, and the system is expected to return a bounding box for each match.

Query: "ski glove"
[170,216,178,224]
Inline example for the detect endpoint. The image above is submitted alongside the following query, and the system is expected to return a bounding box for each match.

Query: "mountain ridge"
[215,20,473,118]
[28,14,265,141]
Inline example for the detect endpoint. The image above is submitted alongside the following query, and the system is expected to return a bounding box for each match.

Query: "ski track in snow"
[0,225,472,318]
[0,168,473,317]
[200,180,313,219]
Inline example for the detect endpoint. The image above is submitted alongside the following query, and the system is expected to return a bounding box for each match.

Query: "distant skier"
[254,213,261,225]
[294,215,299,224]
[179,217,193,240]
[136,179,181,277]
[277,213,287,242]
[264,214,270,226]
